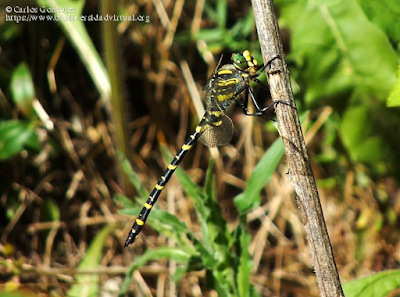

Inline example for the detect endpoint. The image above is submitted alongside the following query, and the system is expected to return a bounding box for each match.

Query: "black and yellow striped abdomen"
[124,111,227,246]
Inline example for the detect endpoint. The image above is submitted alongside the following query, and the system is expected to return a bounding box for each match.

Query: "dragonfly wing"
[199,115,234,148]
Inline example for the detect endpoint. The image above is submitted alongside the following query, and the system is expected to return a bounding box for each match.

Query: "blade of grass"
[343,270,400,297]
[67,224,117,297]
[234,137,284,214]
[38,0,110,99]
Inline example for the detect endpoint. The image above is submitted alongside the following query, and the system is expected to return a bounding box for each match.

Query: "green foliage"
[67,224,117,297]
[278,0,397,103]
[233,224,259,297]
[1,64,39,159]
[176,0,256,53]
[340,106,384,163]
[343,269,400,297]
[0,62,57,160]
[0,17,21,44]
[234,136,284,213]
[117,142,285,296]
[0,120,39,160]
[276,0,400,175]
[388,66,400,107]
[356,0,400,45]
[10,63,36,118]
[40,198,60,223]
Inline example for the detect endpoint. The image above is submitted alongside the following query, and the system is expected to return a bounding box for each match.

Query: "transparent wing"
[199,114,234,148]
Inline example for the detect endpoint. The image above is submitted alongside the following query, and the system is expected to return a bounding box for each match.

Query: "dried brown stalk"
[251,0,345,296]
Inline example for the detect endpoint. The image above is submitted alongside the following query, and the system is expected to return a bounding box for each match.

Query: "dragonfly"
[125,50,279,247]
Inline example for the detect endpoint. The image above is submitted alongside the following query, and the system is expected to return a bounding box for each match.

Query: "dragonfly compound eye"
[232,53,248,70]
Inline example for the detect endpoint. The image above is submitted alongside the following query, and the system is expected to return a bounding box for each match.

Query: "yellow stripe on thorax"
[218,78,239,87]
[217,69,233,75]
[212,120,223,126]
[218,93,234,101]
[208,110,223,116]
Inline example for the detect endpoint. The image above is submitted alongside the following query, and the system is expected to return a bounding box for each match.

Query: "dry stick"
[251,0,345,296]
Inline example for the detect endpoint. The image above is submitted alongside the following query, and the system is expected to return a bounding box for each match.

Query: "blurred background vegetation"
[0,0,399,296]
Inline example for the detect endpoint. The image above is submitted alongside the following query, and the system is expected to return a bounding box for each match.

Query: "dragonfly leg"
[257,54,281,74]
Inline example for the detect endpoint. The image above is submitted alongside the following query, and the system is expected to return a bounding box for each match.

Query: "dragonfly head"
[231,50,259,75]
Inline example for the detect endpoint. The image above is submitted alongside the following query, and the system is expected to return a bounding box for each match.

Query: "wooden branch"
[251,0,345,296]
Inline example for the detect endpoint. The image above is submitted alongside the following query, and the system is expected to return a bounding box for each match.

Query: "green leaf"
[235,225,254,297]
[340,105,385,163]
[10,63,35,118]
[279,0,397,104]
[387,66,400,107]
[216,0,227,28]
[143,209,193,239]
[234,137,284,214]
[67,224,117,297]
[356,0,400,44]
[343,270,400,297]
[37,0,110,99]
[131,246,191,269]
[0,18,21,43]
[0,120,38,160]
[40,198,60,222]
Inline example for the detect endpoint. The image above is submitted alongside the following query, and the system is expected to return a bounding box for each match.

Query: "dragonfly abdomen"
[124,114,217,246]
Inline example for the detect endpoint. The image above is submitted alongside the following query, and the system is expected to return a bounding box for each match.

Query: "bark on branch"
[251,0,345,296]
